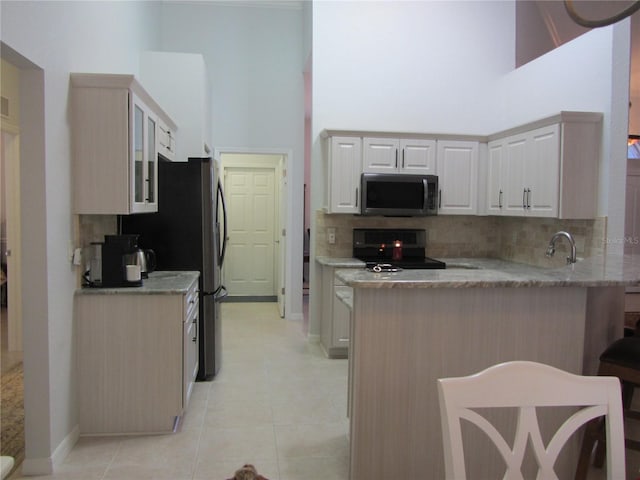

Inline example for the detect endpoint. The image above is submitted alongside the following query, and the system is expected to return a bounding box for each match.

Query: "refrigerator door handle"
[217,179,228,268]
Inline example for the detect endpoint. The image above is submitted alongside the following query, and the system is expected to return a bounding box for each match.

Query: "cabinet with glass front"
[71,73,177,214]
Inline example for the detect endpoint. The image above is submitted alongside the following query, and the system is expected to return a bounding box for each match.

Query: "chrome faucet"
[546,231,577,264]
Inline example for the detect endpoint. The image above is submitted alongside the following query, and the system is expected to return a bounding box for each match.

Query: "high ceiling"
[523,1,639,96]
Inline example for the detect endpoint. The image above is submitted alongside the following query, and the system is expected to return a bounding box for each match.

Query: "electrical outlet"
[327,227,336,244]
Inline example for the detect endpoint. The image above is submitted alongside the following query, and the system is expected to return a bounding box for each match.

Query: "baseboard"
[20,425,79,476]
[52,425,79,469]
[19,457,52,476]
[222,296,277,303]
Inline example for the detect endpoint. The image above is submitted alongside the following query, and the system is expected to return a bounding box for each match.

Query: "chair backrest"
[437,361,625,480]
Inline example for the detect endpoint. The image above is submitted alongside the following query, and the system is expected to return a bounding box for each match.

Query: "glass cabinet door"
[134,104,144,205]
[147,116,156,204]
[130,93,159,213]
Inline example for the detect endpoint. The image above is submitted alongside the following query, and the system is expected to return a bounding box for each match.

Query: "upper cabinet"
[363,137,436,174]
[140,52,212,162]
[327,136,362,214]
[436,140,479,215]
[71,73,177,215]
[486,112,602,219]
[323,112,601,219]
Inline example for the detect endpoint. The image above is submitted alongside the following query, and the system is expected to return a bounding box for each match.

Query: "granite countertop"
[316,256,365,268]
[334,255,640,289]
[335,287,353,309]
[76,271,200,295]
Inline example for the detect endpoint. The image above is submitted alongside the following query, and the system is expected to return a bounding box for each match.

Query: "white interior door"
[224,166,276,297]
[1,130,22,351]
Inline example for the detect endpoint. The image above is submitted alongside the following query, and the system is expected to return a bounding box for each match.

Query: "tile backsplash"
[315,210,607,268]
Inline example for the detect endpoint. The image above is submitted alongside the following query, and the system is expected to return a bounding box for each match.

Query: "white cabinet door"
[525,124,559,217]
[503,134,528,216]
[363,138,436,174]
[486,140,505,215]
[496,125,559,218]
[328,136,362,214]
[363,137,399,173]
[400,139,436,174]
[436,140,479,215]
[333,286,351,348]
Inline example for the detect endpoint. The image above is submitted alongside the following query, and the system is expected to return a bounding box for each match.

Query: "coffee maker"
[100,234,143,287]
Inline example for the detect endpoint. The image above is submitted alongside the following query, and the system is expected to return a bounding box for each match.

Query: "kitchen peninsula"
[336,255,640,480]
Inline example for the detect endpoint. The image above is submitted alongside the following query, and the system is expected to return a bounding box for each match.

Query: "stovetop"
[353,228,446,270]
[358,257,446,270]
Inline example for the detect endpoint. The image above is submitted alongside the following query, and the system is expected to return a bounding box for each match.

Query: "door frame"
[626,159,640,292]
[0,127,22,351]
[216,147,290,318]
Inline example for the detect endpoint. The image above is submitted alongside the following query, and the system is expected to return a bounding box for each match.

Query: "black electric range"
[353,228,446,270]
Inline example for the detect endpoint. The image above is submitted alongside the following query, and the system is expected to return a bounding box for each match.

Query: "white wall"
[158,2,306,319]
[0,1,161,472]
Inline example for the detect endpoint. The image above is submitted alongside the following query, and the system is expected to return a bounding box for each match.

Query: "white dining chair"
[437,361,625,480]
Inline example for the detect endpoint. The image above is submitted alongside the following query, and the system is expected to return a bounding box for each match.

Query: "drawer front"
[184,279,199,320]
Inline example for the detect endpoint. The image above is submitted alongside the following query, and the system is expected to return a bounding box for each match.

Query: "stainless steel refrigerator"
[121,157,227,380]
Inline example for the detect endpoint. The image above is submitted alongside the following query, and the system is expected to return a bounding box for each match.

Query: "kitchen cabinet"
[363,137,436,174]
[157,118,176,161]
[71,73,177,214]
[75,273,199,434]
[436,140,479,215]
[486,112,601,218]
[140,51,212,162]
[320,264,356,357]
[327,136,362,214]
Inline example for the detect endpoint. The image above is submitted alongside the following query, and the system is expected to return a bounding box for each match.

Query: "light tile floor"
[11,302,349,480]
[7,301,640,479]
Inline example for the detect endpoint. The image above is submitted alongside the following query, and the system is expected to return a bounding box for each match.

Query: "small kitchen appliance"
[100,234,143,287]
[127,248,156,278]
[353,228,446,270]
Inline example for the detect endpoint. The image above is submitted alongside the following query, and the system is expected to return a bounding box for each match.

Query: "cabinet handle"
[498,190,503,208]
[522,188,526,209]
[355,187,358,207]
[402,149,405,169]
[526,188,531,209]
[438,189,442,209]
[395,149,398,169]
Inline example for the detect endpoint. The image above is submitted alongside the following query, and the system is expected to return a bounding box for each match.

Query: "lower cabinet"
[76,277,199,434]
[320,265,354,358]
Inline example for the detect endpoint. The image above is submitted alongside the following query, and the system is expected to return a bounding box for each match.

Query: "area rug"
[1,361,24,472]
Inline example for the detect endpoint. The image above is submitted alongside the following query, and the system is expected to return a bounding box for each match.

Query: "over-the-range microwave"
[360,173,438,217]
